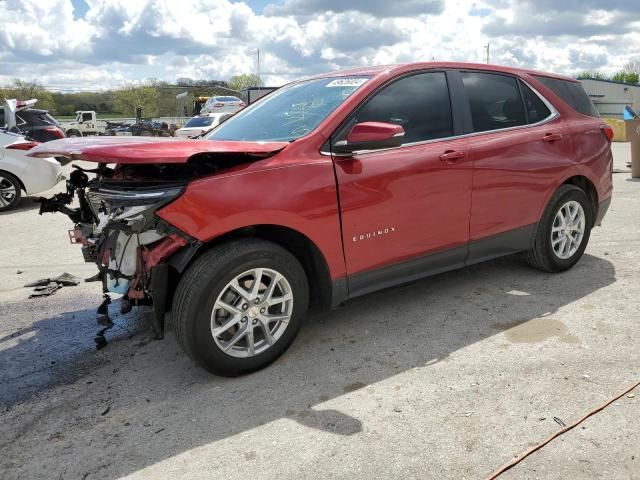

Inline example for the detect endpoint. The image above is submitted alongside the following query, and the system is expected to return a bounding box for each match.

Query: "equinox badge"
[352,227,396,242]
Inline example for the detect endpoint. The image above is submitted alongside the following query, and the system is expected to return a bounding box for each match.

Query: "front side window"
[339,71,453,145]
[206,76,370,142]
[462,72,526,133]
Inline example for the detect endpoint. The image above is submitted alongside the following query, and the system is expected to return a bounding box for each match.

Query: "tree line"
[0,74,263,118]
[577,61,640,85]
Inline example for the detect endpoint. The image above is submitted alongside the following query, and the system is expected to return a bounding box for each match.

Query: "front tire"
[0,172,22,211]
[527,184,593,272]
[173,239,309,376]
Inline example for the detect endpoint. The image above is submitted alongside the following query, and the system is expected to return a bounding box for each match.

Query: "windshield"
[205,76,370,142]
[184,116,215,128]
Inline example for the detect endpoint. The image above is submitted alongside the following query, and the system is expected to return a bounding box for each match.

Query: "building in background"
[579,78,640,118]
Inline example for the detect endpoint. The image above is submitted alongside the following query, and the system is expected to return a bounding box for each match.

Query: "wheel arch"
[537,174,599,229]
[560,175,598,226]
[169,224,336,312]
[0,168,26,192]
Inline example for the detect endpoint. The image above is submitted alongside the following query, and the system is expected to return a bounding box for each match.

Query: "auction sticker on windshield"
[326,78,369,88]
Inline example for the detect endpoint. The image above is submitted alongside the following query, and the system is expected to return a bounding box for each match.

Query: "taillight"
[44,126,65,139]
[214,103,224,107]
[239,102,246,107]
[601,124,614,143]
[6,141,40,151]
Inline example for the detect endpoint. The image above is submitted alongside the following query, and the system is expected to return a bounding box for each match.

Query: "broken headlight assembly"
[87,185,184,232]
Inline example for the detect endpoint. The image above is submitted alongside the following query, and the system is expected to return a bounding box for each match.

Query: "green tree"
[576,71,608,80]
[113,82,159,117]
[612,71,640,84]
[2,79,55,111]
[612,61,640,84]
[228,73,263,91]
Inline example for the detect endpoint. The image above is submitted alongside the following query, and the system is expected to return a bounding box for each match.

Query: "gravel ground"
[0,143,638,480]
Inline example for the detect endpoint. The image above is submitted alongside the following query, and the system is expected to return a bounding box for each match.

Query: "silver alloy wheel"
[551,200,585,259]
[211,268,294,358]
[0,175,17,208]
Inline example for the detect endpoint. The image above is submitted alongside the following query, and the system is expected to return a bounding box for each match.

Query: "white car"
[0,130,63,211]
[174,113,233,139]
[200,96,245,114]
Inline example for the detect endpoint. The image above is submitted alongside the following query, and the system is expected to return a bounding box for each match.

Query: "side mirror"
[334,122,405,154]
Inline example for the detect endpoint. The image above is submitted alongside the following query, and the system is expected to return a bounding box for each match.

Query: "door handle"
[542,133,563,143]
[439,150,466,163]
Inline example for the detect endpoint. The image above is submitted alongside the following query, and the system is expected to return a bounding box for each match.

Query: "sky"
[0,0,639,91]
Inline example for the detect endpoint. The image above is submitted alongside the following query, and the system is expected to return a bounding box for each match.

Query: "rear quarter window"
[533,76,599,117]
[17,110,59,126]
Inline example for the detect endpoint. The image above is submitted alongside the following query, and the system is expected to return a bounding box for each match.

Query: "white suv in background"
[200,96,245,114]
[174,113,233,138]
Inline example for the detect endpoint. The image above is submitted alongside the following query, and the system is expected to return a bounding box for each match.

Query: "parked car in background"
[0,129,62,211]
[113,125,133,136]
[0,105,65,142]
[174,113,233,138]
[200,96,245,114]
[32,62,613,376]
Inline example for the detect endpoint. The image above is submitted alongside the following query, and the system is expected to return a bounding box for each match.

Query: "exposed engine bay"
[36,157,246,339]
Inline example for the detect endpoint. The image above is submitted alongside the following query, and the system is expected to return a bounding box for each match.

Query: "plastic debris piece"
[25,272,82,287]
[553,417,566,428]
[28,282,61,298]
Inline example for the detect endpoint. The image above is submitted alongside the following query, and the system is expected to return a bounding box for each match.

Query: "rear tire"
[173,239,309,376]
[527,184,593,272]
[0,172,22,212]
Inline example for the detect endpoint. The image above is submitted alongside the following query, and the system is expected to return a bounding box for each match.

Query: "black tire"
[66,130,81,137]
[0,171,22,212]
[173,239,309,376]
[527,184,593,272]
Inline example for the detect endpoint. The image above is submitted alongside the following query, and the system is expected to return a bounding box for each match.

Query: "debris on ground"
[28,282,62,299]
[25,272,82,298]
[25,272,82,287]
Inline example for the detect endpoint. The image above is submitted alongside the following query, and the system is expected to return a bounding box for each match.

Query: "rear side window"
[462,72,526,133]
[533,76,599,117]
[350,72,453,144]
[520,81,552,124]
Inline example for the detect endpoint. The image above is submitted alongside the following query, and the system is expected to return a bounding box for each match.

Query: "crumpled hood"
[27,136,289,164]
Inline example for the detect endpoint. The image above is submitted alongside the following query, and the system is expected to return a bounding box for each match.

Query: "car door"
[331,71,473,295]
[460,71,575,263]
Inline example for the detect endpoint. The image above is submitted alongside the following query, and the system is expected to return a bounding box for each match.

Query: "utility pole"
[256,48,261,86]
[484,43,490,64]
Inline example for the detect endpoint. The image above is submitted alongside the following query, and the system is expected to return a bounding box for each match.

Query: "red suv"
[33,62,613,375]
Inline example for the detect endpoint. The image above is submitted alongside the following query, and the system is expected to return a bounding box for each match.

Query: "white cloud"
[0,0,638,91]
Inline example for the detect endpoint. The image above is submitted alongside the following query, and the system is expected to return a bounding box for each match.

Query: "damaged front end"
[30,137,288,342]
[38,163,201,339]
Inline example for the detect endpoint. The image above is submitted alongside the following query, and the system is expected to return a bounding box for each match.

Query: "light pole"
[484,43,490,64]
